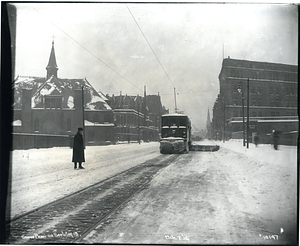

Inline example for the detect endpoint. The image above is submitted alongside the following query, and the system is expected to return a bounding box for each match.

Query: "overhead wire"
[30,5,143,93]
[126,5,185,113]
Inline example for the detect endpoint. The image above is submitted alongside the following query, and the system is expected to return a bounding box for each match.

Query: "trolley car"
[159,114,192,154]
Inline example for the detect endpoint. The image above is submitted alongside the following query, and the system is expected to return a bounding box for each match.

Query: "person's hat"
[78,127,84,131]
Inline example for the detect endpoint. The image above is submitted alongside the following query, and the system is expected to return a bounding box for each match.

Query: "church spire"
[206,107,211,125]
[206,107,212,139]
[46,40,58,79]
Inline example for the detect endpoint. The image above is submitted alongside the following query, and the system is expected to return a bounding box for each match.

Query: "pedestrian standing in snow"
[272,130,280,150]
[72,127,85,169]
[254,134,259,147]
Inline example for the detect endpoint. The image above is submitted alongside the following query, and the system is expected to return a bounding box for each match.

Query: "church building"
[13,41,114,148]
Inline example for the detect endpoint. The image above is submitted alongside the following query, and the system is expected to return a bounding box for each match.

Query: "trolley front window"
[162,116,188,128]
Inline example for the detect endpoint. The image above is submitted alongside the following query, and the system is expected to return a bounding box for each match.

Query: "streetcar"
[159,113,192,154]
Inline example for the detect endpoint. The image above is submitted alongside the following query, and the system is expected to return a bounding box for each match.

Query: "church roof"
[13,75,112,110]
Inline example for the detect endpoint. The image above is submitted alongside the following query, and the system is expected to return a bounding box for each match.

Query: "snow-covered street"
[9,140,297,244]
[9,142,161,219]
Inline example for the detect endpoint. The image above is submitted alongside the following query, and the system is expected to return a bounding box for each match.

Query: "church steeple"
[46,40,58,79]
[206,107,212,139]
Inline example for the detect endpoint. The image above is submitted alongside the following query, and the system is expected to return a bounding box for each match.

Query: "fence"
[12,133,72,150]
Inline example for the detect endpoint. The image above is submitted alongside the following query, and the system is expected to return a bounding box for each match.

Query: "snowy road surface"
[9,140,297,244]
[10,142,161,219]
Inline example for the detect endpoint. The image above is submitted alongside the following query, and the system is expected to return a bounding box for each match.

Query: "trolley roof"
[161,113,188,117]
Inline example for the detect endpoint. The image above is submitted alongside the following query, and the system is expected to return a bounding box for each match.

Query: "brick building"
[106,88,168,143]
[212,57,298,145]
[13,41,114,148]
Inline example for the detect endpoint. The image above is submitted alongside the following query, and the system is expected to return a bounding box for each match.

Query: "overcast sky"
[11,2,298,130]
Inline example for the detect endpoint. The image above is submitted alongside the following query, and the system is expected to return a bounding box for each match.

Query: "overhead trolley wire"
[126,5,185,112]
[30,5,143,93]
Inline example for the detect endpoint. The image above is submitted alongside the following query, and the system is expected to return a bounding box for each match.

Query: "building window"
[270,87,274,95]
[67,118,71,132]
[271,112,275,116]
[45,96,62,109]
[270,98,275,107]
[275,96,280,107]
[93,114,99,123]
[230,69,235,77]
[257,86,262,95]
[258,112,262,117]
[291,100,295,107]
[34,118,39,132]
[252,112,257,117]
[252,95,256,106]
[104,114,110,123]
[257,96,262,106]
[233,94,238,105]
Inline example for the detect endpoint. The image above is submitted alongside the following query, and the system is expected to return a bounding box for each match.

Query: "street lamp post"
[137,101,140,145]
[223,96,226,143]
[238,82,245,146]
[247,78,250,149]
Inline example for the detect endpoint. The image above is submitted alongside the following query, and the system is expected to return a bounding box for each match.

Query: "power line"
[126,5,186,113]
[126,5,175,89]
[30,5,142,93]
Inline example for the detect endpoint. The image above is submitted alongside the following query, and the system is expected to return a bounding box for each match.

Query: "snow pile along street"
[9,140,297,244]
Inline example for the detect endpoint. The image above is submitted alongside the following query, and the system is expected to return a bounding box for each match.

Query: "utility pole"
[223,96,226,143]
[238,82,245,146]
[82,86,85,149]
[137,98,140,144]
[247,78,250,149]
[174,87,178,113]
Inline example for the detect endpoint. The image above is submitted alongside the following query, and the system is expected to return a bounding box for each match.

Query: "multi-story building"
[212,57,298,145]
[13,41,114,148]
[106,89,169,142]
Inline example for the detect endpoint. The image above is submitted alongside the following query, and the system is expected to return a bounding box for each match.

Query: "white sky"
[10,2,298,130]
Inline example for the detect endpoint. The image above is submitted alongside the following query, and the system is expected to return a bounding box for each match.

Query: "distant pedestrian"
[254,135,259,147]
[72,127,85,169]
[272,130,280,150]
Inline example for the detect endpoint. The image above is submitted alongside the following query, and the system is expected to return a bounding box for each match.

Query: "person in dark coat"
[272,130,280,150]
[254,134,259,147]
[72,127,85,169]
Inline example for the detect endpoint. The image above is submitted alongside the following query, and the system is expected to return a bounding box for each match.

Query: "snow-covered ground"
[9,139,297,244]
[9,142,161,219]
[78,140,297,244]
